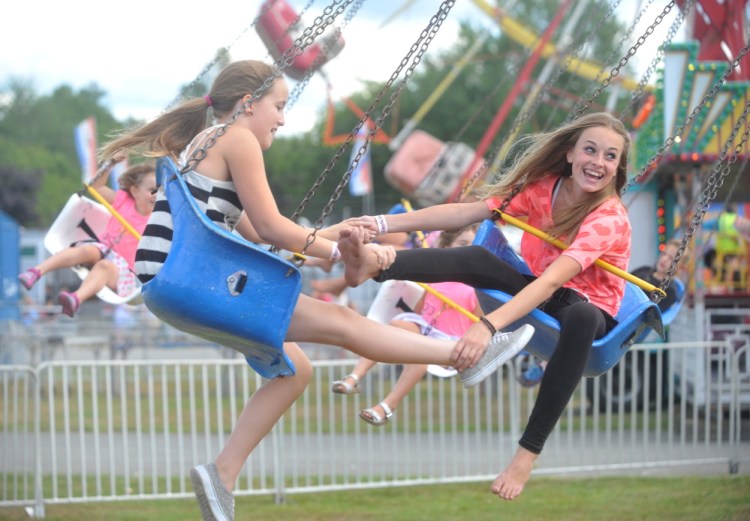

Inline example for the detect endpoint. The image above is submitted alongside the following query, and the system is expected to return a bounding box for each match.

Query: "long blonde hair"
[99,60,280,162]
[482,112,630,240]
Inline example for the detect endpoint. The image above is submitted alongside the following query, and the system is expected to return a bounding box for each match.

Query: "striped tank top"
[135,130,243,283]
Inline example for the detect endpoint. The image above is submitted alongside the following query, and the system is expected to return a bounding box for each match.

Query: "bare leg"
[286,294,460,368]
[364,363,428,421]
[367,320,426,415]
[213,342,312,492]
[36,245,102,275]
[74,260,119,303]
[348,357,378,382]
[339,227,383,287]
[490,446,538,500]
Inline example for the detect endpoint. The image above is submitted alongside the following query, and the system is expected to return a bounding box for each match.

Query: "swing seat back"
[632,277,685,343]
[44,194,143,305]
[473,220,663,377]
[141,158,302,379]
[366,280,425,324]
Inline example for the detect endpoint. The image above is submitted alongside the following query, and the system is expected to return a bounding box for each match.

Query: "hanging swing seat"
[633,276,685,343]
[44,194,143,305]
[472,220,664,377]
[140,157,302,379]
[384,130,483,207]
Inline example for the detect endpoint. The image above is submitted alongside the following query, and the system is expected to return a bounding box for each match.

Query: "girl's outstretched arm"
[349,201,491,237]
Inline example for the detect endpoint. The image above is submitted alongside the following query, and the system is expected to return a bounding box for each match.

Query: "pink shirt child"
[420,281,479,338]
[485,175,631,317]
[101,190,150,269]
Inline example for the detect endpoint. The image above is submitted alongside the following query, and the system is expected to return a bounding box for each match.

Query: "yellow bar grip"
[84,185,142,241]
[493,210,667,297]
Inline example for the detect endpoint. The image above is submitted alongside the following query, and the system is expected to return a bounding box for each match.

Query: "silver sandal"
[332,373,360,395]
[359,402,393,426]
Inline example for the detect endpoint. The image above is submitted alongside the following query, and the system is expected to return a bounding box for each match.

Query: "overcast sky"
[1,1,683,136]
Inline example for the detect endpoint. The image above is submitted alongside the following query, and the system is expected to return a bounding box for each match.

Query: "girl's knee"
[285,344,313,386]
[294,355,313,385]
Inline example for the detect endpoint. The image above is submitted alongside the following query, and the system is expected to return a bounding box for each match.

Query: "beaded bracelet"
[479,316,497,336]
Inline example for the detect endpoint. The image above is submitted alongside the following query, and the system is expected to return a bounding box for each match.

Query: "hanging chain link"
[180,0,353,177]
[281,0,456,260]
[622,41,750,193]
[455,0,626,204]
[565,0,655,121]
[621,0,690,119]
[165,0,277,110]
[656,99,750,301]
[570,0,675,121]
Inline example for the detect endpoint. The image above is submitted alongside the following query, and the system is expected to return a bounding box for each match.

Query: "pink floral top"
[421,281,479,337]
[484,175,631,317]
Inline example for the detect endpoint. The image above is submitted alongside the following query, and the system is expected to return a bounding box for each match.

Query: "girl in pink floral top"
[339,112,632,501]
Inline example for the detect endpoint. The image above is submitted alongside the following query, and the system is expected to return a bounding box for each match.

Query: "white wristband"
[329,241,341,262]
[374,214,389,235]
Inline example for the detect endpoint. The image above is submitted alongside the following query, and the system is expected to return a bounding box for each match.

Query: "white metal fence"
[1,335,748,518]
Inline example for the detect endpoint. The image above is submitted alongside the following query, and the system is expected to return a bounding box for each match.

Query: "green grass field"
[2,475,748,521]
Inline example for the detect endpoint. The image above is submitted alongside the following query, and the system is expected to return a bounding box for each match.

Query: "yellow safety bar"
[494,210,667,297]
[84,184,142,241]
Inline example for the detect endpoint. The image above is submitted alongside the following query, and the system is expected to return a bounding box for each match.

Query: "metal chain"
[565,0,654,122]
[455,0,623,204]
[180,0,353,176]
[622,41,750,193]
[165,0,276,110]
[621,0,690,119]
[570,0,675,121]
[281,0,456,260]
[656,99,750,301]
[697,156,749,252]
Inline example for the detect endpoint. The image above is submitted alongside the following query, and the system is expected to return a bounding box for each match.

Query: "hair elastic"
[479,316,497,336]
[204,95,213,107]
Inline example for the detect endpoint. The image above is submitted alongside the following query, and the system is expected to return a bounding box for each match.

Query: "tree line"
[0,1,632,229]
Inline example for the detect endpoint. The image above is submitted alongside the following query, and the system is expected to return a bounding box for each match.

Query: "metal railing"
[1,332,748,518]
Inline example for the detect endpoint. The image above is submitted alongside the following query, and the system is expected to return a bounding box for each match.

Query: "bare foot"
[339,227,380,287]
[490,446,537,500]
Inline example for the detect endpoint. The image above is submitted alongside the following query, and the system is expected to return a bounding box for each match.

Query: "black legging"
[375,245,617,454]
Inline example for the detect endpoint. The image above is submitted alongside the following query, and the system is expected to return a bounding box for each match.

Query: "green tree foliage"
[0,79,124,226]
[0,1,635,228]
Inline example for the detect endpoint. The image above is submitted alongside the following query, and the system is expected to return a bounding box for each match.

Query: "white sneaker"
[190,462,234,521]
[458,324,536,388]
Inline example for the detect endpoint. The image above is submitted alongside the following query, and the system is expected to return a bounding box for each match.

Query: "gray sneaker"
[458,324,536,388]
[190,462,235,521]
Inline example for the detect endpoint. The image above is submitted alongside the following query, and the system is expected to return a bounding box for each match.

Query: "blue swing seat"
[141,157,302,379]
[473,220,664,377]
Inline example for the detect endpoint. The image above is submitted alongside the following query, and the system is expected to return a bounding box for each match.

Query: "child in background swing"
[18,160,157,317]
[332,223,481,427]
[339,112,632,500]
[98,59,534,521]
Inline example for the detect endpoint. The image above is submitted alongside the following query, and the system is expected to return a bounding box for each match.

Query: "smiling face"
[565,126,625,198]
[247,78,288,150]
